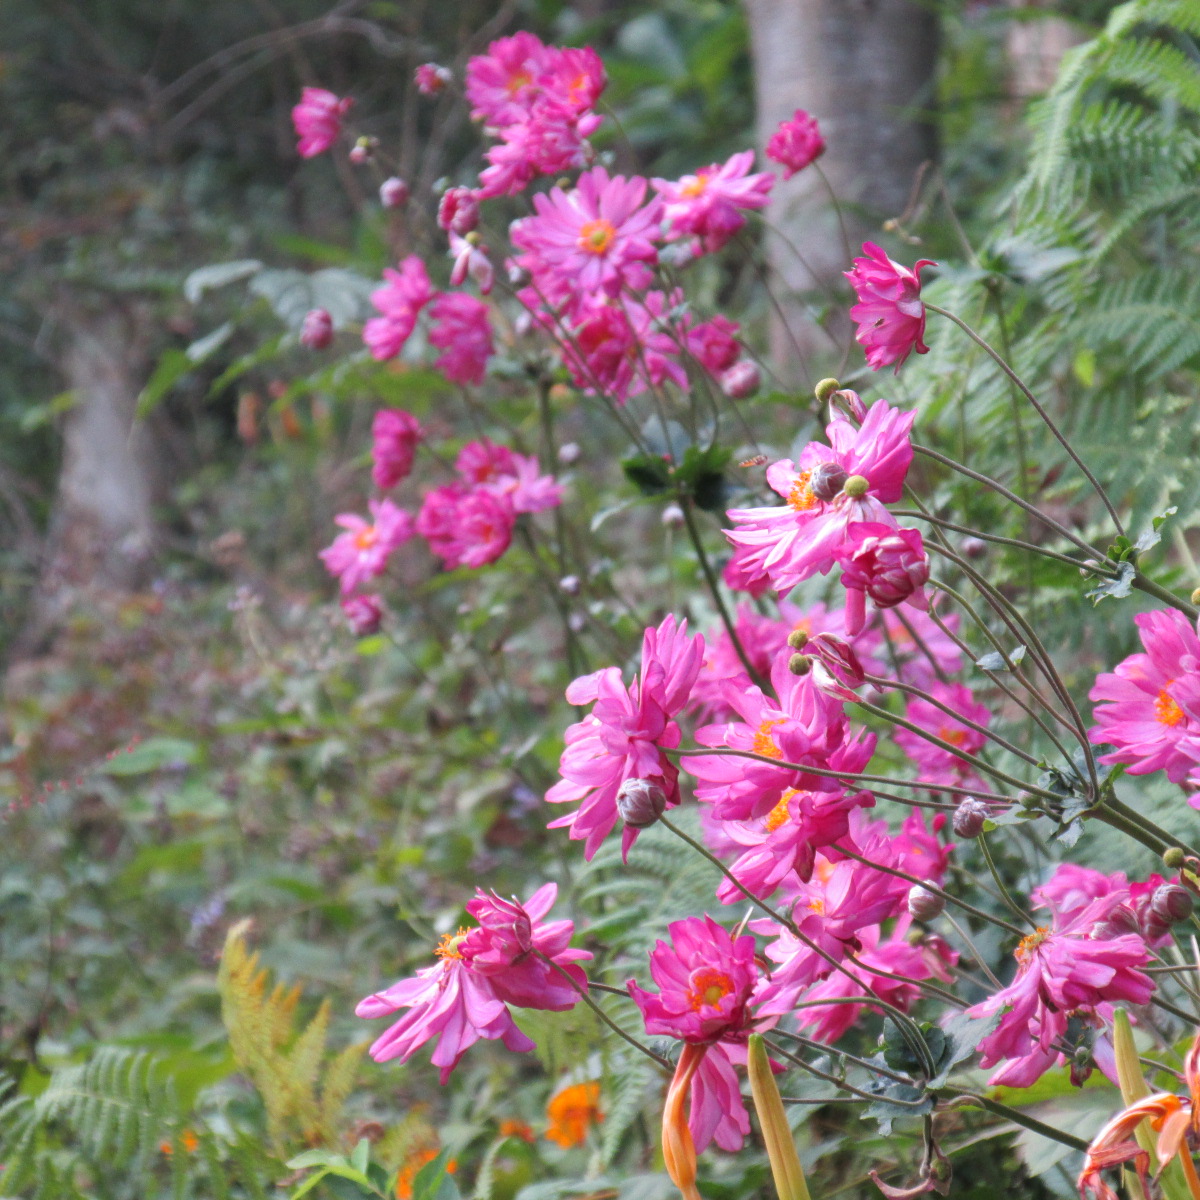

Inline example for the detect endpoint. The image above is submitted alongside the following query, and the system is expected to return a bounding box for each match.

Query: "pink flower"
[341,594,383,636]
[465,33,553,126]
[724,398,916,595]
[379,177,409,209]
[547,616,704,860]
[300,307,334,349]
[510,167,660,306]
[686,315,741,374]
[438,187,481,235]
[893,682,990,792]
[836,522,929,636]
[458,882,591,1009]
[1088,608,1200,784]
[683,652,875,823]
[489,455,564,515]
[456,438,517,484]
[363,256,435,361]
[429,293,494,385]
[356,882,586,1083]
[372,409,424,489]
[319,499,414,595]
[416,484,514,570]
[966,893,1154,1087]
[766,110,826,178]
[292,88,352,158]
[415,63,451,95]
[653,151,774,255]
[628,915,760,1044]
[721,361,760,399]
[863,608,963,690]
[845,242,936,373]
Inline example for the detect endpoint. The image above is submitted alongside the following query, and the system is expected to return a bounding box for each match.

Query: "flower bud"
[559,575,580,596]
[907,885,945,922]
[842,474,870,498]
[809,461,849,502]
[300,307,334,350]
[786,629,809,651]
[1193,586,1200,605]
[379,177,409,208]
[341,594,383,636]
[661,503,685,529]
[558,442,581,466]
[721,360,761,399]
[1070,1044,1094,1088]
[952,798,988,839]
[787,653,812,676]
[831,388,868,423]
[568,612,586,633]
[814,377,840,403]
[961,536,986,559]
[415,63,451,95]
[806,633,865,689]
[438,186,480,235]
[616,778,667,828]
[1150,882,1193,927]
[1163,846,1187,870]
[348,135,377,165]
[837,525,929,610]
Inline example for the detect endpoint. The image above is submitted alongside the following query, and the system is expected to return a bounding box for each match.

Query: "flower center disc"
[787,470,817,512]
[765,789,798,833]
[1015,925,1051,964]
[1155,684,1185,728]
[578,218,617,255]
[687,967,734,1010]
[752,718,785,760]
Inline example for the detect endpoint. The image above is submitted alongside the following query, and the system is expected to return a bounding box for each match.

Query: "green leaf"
[100,737,201,776]
[1086,560,1135,603]
[136,349,193,419]
[183,259,263,304]
[975,645,1027,672]
[621,453,672,496]
[1135,505,1178,554]
[411,1150,461,1200]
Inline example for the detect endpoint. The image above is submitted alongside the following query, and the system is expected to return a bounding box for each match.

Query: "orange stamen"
[1155,683,1185,727]
[578,218,617,255]
[786,470,817,512]
[752,718,785,760]
[765,789,799,833]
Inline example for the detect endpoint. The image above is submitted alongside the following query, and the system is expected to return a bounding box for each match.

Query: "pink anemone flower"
[429,292,494,386]
[363,256,435,361]
[653,151,774,255]
[416,484,515,570]
[372,409,424,490]
[845,242,936,373]
[766,110,825,178]
[546,615,704,860]
[319,498,414,595]
[292,88,352,158]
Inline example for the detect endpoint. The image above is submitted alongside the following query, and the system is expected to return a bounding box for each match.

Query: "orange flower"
[395,1146,457,1200]
[545,1081,604,1148]
[159,1128,200,1156]
[499,1119,535,1144]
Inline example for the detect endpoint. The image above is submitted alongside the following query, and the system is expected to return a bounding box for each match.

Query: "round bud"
[1150,882,1194,927]
[786,629,809,651]
[558,442,581,466]
[1163,846,1187,870]
[961,536,986,559]
[907,885,945,922]
[788,653,812,676]
[616,778,667,829]
[559,575,580,596]
[814,377,841,403]
[661,503,685,529]
[809,461,849,502]
[721,360,761,400]
[379,177,409,209]
[568,612,586,633]
[1192,587,1200,606]
[842,474,870,498]
[952,798,988,839]
[300,307,334,350]
[831,388,868,423]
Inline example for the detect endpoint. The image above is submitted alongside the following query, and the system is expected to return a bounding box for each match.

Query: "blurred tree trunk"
[16,302,158,655]
[744,0,940,381]
[1006,1,1083,99]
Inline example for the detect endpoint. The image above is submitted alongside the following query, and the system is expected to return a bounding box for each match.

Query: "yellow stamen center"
[679,174,709,198]
[938,727,969,747]
[687,967,734,1010]
[1015,925,1051,964]
[1155,683,1185,727]
[354,526,379,551]
[435,927,470,960]
[506,70,533,95]
[578,218,617,255]
[787,470,817,512]
[752,718,785,760]
[765,789,799,833]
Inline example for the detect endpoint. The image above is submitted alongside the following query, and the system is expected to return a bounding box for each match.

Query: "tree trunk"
[16,303,159,654]
[1006,0,1083,100]
[745,0,940,381]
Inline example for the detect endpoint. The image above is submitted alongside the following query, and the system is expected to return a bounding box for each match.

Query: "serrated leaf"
[1086,560,1135,603]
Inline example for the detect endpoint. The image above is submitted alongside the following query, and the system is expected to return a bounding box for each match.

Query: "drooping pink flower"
[292,88,352,158]
[416,484,515,570]
[510,167,660,306]
[363,256,435,361]
[356,883,586,1083]
[429,293,494,385]
[342,593,383,636]
[546,616,704,860]
[836,522,930,636]
[449,233,494,293]
[372,409,424,489]
[458,882,591,1009]
[653,152,774,255]
[438,187,481,235]
[721,361,761,399]
[415,63,452,95]
[845,242,936,373]
[893,682,991,793]
[319,498,414,595]
[766,110,826,178]
[300,307,334,349]
[683,651,876,824]
[724,398,916,595]
[1089,608,1200,784]
[966,893,1154,1087]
